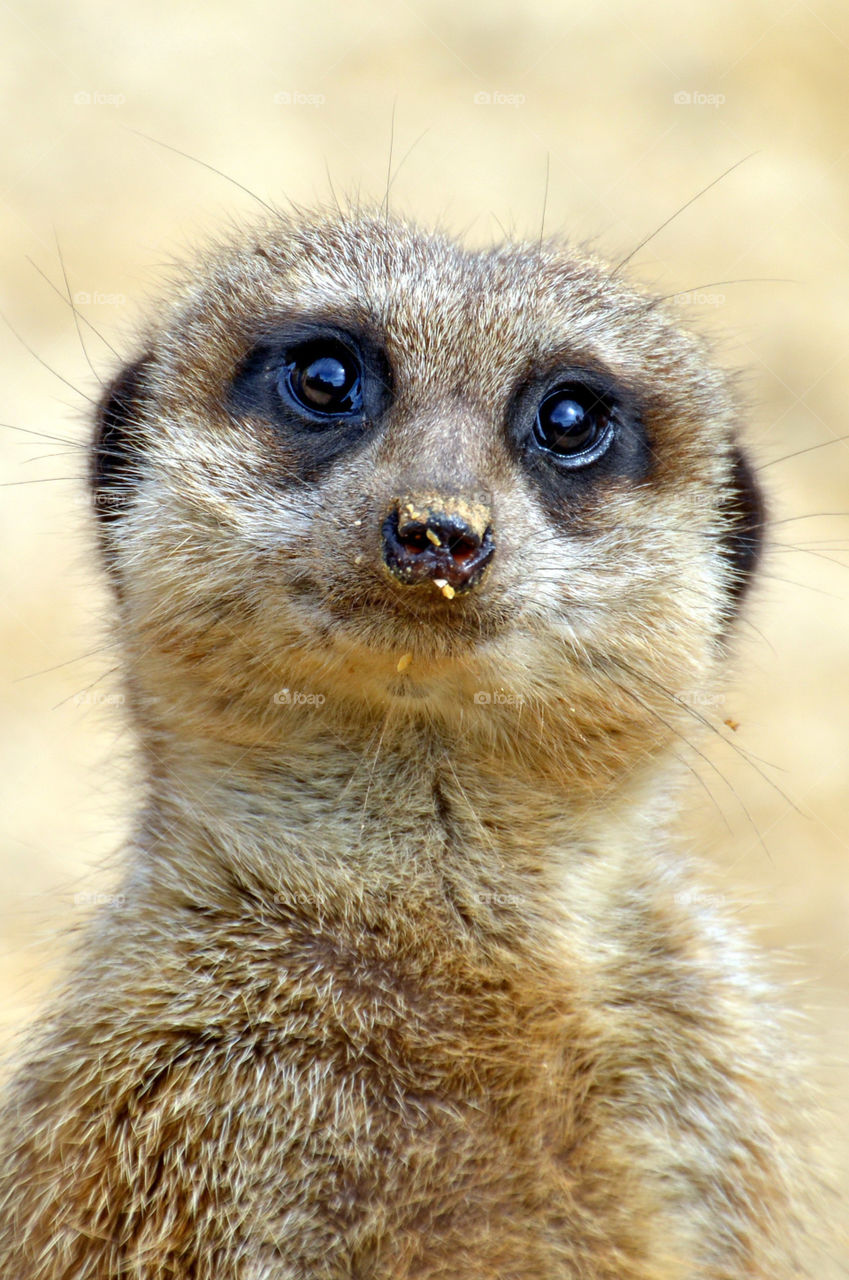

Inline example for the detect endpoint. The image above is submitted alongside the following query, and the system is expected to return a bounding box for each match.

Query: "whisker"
[0,421,82,448]
[771,544,849,571]
[26,254,120,361]
[612,153,757,275]
[770,512,849,525]
[0,476,82,487]
[381,102,396,222]
[761,571,842,598]
[606,672,773,859]
[53,664,122,712]
[757,434,849,472]
[661,277,795,301]
[15,646,112,683]
[323,161,343,217]
[609,654,802,815]
[17,450,80,465]
[668,743,734,836]
[386,127,430,203]
[125,128,280,219]
[537,153,551,254]
[53,232,104,388]
[0,308,94,405]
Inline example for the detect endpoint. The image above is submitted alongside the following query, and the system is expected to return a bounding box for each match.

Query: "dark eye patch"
[229,322,392,479]
[508,363,652,516]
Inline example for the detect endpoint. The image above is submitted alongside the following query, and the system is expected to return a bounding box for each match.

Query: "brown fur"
[0,208,833,1276]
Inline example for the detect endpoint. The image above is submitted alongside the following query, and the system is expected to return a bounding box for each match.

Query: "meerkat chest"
[182,910,615,1276]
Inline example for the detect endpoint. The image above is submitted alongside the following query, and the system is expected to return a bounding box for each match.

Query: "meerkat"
[0,206,835,1279]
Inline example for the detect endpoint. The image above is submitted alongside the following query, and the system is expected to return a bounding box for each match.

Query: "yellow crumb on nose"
[396,653,413,674]
[425,528,442,546]
[439,582,455,600]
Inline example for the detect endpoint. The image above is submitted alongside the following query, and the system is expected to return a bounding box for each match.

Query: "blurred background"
[1,0,847,1221]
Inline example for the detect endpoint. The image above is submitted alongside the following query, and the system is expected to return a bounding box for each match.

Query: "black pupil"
[537,389,603,454]
[285,347,360,415]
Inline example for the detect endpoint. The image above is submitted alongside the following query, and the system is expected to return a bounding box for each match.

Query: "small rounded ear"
[718,445,766,621]
[90,357,151,530]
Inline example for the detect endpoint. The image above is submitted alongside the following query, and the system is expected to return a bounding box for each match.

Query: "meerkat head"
[90,209,763,791]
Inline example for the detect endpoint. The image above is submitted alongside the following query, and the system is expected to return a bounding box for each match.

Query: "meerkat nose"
[381,493,495,594]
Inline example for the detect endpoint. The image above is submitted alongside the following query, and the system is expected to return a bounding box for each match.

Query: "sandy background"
[1,0,847,1232]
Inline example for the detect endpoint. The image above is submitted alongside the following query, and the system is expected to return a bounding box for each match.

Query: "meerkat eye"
[279,341,363,418]
[533,385,613,464]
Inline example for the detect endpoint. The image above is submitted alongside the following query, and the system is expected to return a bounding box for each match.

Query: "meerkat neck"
[130,714,671,932]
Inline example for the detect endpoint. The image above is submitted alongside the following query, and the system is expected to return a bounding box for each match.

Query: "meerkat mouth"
[280,582,509,706]
[315,590,505,665]
[282,550,506,657]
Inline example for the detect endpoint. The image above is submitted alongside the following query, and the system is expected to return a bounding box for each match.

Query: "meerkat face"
[90,211,762,769]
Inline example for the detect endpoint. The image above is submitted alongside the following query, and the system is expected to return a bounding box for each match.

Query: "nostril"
[396,518,483,564]
[448,535,479,565]
[398,526,431,554]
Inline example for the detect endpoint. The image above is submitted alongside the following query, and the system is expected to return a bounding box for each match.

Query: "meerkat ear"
[718,445,765,621]
[90,358,152,531]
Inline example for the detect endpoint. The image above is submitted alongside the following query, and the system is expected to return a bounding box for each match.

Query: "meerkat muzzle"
[382,493,495,594]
